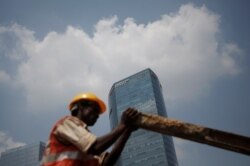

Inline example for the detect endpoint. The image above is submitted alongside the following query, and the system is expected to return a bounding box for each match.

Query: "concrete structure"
[109,68,178,166]
[0,142,45,166]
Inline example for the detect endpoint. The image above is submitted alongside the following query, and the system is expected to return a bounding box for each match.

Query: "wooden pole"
[134,112,250,156]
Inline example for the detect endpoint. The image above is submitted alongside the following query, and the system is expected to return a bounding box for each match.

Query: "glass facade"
[109,68,178,166]
[0,142,45,166]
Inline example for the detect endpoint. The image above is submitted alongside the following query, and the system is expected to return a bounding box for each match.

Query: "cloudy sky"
[0,0,250,165]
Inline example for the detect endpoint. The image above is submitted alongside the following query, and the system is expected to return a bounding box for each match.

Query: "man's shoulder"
[63,116,87,128]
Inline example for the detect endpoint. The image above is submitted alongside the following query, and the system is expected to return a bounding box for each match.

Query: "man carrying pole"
[41,93,140,166]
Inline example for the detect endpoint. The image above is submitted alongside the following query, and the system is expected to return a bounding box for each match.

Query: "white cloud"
[0,4,243,113]
[0,131,26,155]
[0,70,10,83]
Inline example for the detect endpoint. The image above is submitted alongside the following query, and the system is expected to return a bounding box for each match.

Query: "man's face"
[80,102,100,126]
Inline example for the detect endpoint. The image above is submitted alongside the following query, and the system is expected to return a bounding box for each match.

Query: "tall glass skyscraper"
[0,141,45,166]
[109,68,178,166]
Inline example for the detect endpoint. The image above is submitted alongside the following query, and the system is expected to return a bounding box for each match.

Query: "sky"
[0,0,250,165]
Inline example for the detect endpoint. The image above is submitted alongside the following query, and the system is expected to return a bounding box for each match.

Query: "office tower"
[0,141,45,166]
[109,68,178,166]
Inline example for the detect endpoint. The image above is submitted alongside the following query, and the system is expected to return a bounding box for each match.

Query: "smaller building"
[0,141,45,166]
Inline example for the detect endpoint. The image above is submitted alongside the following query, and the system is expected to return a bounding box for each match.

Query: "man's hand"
[120,108,140,131]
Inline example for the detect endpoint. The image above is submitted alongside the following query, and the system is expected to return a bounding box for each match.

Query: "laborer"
[41,92,140,166]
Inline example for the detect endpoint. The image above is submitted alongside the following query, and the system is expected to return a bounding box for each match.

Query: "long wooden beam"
[134,112,250,156]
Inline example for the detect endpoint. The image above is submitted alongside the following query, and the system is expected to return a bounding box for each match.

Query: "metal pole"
[134,112,250,156]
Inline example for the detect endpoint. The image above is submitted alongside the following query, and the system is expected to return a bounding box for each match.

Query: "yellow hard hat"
[68,93,106,114]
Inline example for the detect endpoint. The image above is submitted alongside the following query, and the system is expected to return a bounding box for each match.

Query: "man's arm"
[88,108,140,155]
[102,127,133,166]
[88,123,127,155]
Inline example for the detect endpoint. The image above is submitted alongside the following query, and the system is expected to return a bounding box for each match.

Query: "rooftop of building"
[0,141,46,156]
[109,68,159,96]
